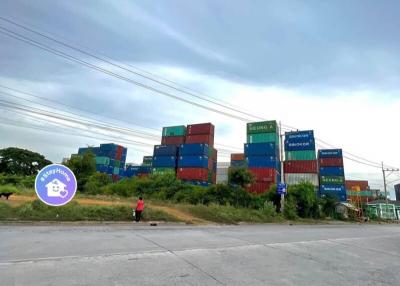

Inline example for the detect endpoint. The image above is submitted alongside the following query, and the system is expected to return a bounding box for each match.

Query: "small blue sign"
[277,183,287,195]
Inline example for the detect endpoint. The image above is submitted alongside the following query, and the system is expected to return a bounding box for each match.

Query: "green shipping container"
[95,156,110,165]
[113,167,119,175]
[162,125,186,137]
[285,150,316,161]
[152,168,176,175]
[320,176,345,185]
[247,120,277,134]
[347,190,373,197]
[247,132,280,144]
[114,160,121,168]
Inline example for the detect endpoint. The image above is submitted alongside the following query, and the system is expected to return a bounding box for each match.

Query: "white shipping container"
[284,173,319,187]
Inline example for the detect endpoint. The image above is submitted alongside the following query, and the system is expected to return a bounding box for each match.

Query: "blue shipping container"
[285,130,314,141]
[154,145,178,156]
[320,185,346,192]
[119,169,126,177]
[244,142,278,156]
[152,156,177,168]
[96,164,109,173]
[138,166,152,174]
[179,143,209,156]
[100,143,117,151]
[319,187,347,202]
[318,149,343,158]
[284,140,315,151]
[178,156,209,168]
[246,156,279,168]
[319,166,345,176]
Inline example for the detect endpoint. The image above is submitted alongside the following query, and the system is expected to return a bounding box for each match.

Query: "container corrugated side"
[179,143,209,156]
[283,160,318,173]
[187,123,215,135]
[345,180,369,191]
[95,156,110,165]
[231,153,245,161]
[247,133,279,144]
[162,125,186,137]
[285,150,316,161]
[244,142,278,156]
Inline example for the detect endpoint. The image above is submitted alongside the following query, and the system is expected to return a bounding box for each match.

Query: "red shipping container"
[284,160,318,173]
[247,182,274,194]
[345,180,369,191]
[177,168,208,181]
[318,157,343,167]
[187,123,215,135]
[231,153,245,161]
[249,168,277,182]
[186,134,214,146]
[161,136,186,145]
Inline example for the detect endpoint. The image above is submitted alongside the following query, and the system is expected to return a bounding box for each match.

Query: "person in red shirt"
[135,197,144,222]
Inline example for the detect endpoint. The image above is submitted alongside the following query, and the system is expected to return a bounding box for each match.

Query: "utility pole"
[279,121,285,213]
[381,162,399,210]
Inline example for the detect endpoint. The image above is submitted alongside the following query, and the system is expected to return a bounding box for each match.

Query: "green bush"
[0,184,20,195]
[0,173,35,188]
[283,196,298,220]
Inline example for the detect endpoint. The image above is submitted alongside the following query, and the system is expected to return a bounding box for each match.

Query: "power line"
[0,22,397,170]
[0,16,264,122]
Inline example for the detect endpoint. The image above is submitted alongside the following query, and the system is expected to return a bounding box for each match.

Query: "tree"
[64,152,96,191]
[321,194,339,217]
[287,182,319,218]
[0,147,52,176]
[84,173,112,194]
[228,167,255,188]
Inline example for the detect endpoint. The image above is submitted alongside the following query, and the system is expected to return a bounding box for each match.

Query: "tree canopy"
[0,147,52,176]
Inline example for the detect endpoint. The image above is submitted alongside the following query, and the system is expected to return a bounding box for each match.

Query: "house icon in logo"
[45,179,68,199]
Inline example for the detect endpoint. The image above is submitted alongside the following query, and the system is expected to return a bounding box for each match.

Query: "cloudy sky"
[0,0,399,197]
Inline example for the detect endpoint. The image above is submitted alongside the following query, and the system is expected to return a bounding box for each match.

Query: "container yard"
[244,120,281,194]
[318,149,346,201]
[283,130,319,187]
[77,143,127,182]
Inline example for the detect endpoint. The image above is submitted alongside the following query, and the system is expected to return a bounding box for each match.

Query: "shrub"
[283,196,298,220]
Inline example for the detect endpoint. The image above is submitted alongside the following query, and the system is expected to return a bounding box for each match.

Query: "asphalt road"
[0,223,399,286]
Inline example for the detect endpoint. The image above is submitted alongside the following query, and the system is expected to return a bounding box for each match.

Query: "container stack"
[152,145,179,175]
[345,180,371,203]
[245,120,281,194]
[318,149,346,201]
[283,130,318,187]
[178,123,217,185]
[78,143,127,182]
[152,126,187,175]
[230,153,247,168]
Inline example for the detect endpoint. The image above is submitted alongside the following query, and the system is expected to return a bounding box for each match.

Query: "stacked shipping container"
[318,149,346,201]
[78,143,127,182]
[245,121,280,194]
[230,153,247,168]
[283,130,318,187]
[152,126,186,175]
[177,123,217,185]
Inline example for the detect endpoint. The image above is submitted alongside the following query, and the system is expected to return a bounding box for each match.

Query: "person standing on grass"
[135,197,144,222]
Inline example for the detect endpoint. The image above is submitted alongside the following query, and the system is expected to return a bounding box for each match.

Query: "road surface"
[1,223,399,285]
